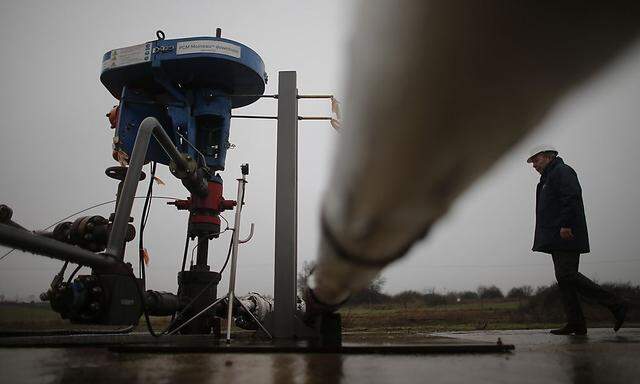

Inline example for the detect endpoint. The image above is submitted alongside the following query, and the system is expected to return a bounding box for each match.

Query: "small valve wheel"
[105,166,146,181]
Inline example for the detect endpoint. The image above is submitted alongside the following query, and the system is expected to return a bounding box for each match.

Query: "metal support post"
[273,71,298,338]
[225,174,247,343]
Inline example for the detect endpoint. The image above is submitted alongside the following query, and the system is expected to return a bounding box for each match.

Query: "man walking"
[528,145,628,335]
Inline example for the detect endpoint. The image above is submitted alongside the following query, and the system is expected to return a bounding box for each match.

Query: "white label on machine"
[101,42,152,71]
[176,40,241,58]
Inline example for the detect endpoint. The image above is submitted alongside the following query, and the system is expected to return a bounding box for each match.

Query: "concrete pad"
[0,328,637,383]
[0,331,513,353]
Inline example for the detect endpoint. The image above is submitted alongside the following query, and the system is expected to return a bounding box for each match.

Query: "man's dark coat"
[533,156,590,254]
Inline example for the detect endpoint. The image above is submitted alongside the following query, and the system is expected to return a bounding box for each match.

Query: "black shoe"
[612,302,629,332]
[550,324,587,335]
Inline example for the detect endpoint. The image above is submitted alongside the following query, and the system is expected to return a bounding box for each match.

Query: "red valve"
[169,182,236,237]
[220,199,237,211]
[167,199,191,210]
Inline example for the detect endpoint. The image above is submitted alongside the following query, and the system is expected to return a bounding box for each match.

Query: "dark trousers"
[552,251,620,325]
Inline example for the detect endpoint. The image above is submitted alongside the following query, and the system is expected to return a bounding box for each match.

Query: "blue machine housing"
[100,36,266,174]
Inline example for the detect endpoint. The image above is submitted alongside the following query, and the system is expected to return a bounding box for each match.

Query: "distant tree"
[534,285,550,296]
[507,285,533,307]
[393,290,423,309]
[522,284,563,321]
[477,285,504,299]
[459,291,479,300]
[348,275,389,307]
[507,285,533,299]
[423,288,447,307]
[445,291,460,304]
[0,294,5,302]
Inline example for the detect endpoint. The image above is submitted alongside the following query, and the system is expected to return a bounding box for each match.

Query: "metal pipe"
[145,290,183,316]
[297,95,334,99]
[3,219,28,231]
[195,236,209,268]
[231,115,278,120]
[105,117,190,259]
[225,175,247,343]
[238,223,254,244]
[153,123,191,172]
[297,116,331,120]
[230,115,332,121]
[308,0,640,310]
[0,224,118,269]
[234,296,272,338]
[228,94,278,99]
[33,230,56,238]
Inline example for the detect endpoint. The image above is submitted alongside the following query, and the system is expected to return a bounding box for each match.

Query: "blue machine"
[99,31,268,334]
[100,31,267,174]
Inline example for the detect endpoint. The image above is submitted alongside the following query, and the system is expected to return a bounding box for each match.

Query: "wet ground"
[0,327,638,384]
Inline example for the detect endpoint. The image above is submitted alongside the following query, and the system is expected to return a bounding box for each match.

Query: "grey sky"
[1,1,639,300]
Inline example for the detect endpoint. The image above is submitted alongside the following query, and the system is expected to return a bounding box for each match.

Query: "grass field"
[1,298,635,333]
[339,300,557,332]
[0,303,66,329]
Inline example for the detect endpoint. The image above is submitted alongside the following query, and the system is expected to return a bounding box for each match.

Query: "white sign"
[102,42,152,71]
[176,40,241,58]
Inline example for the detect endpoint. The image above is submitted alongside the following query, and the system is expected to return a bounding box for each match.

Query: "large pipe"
[105,117,193,259]
[0,224,119,269]
[145,290,183,316]
[235,292,305,330]
[308,1,640,309]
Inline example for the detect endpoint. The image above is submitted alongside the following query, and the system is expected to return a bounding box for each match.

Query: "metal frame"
[0,73,317,341]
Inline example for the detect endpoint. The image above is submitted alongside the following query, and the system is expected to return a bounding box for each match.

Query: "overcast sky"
[1,1,639,300]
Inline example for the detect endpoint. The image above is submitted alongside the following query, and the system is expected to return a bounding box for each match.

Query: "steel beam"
[273,71,298,338]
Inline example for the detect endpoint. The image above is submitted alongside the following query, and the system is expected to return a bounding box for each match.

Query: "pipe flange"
[0,205,13,223]
[169,154,197,179]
